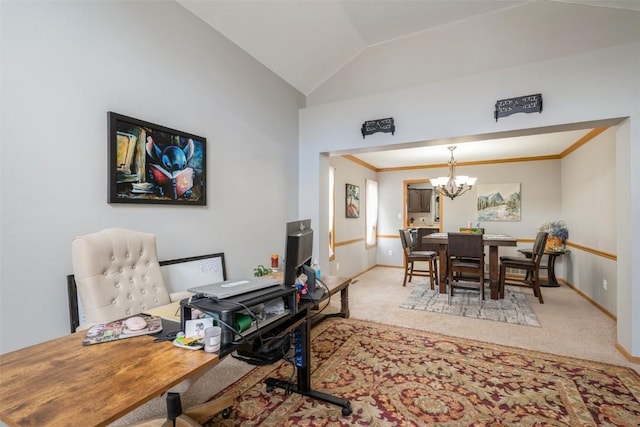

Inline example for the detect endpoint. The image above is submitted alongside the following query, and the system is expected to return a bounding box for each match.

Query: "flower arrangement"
[537,220,569,240]
[537,220,568,250]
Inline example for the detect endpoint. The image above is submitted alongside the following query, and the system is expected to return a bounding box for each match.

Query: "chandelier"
[430,146,477,200]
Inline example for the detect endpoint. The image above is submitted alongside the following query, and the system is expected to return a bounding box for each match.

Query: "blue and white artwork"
[477,183,521,221]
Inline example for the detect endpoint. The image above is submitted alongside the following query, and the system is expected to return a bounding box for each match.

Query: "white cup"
[204,326,222,353]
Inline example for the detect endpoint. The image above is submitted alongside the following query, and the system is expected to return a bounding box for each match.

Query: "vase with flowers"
[537,220,569,251]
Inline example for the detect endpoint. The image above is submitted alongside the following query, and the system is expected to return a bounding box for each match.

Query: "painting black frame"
[108,112,207,205]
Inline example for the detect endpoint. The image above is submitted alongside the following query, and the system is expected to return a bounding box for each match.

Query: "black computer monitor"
[283,219,313,287]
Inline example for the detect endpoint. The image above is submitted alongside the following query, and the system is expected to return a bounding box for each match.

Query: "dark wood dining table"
[423,233,517,299]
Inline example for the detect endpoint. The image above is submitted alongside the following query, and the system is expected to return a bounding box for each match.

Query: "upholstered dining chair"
[399,229,438,289]
[446,232,485,306]
[72,227,235,427]
[498,231,549,303]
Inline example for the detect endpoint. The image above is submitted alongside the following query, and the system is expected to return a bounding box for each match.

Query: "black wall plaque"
[494,94,542,121]
[361,117,395,138]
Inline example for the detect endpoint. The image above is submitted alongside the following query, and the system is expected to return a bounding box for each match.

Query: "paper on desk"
[144,301,181,321]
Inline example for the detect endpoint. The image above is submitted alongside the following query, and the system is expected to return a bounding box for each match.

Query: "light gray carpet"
[400,283,540,327]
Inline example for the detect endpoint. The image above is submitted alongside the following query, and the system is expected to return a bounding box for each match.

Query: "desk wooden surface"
[0,330,220,426]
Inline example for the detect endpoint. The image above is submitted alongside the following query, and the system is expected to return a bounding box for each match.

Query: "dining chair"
[399,229,438,289]
[498,231,549,303]
[446,232,485,306]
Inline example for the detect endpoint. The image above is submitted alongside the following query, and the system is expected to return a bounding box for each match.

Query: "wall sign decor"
[361,117,395,138]
[477,183,521,221]
[108,112,206,205]
[494,94,542,121]
[345,183,360,218]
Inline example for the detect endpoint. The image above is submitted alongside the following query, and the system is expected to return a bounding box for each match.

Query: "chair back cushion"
[72,228,171,324]
[447,232,483,258]
[532,231,549,261]
[399,229,409,250]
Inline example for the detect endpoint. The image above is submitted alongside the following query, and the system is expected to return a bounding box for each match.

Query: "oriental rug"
[400,284,540,327]
[205,318,640,426]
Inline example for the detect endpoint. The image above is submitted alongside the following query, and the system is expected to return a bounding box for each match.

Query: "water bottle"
[311,259,321,280]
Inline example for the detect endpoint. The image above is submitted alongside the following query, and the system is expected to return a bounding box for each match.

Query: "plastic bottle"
[311,259,321,280]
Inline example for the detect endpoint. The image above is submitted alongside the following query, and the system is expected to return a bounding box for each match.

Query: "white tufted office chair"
[71,227,190,325]
[72,228,235,426]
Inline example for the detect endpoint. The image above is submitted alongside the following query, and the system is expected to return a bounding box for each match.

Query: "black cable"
[308,277,333,320]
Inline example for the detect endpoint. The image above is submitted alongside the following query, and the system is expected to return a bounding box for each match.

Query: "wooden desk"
[423,233,517,299]
[310,275,351,325]
[0,328,221,427]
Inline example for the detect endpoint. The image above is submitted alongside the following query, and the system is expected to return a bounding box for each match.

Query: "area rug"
[400,284,541,327]
[204,318,640,426]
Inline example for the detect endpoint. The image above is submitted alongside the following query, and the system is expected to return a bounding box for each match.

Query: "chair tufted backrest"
[72,228,171,325]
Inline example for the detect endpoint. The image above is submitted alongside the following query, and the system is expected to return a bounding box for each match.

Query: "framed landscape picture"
[108,112,206,205]
[477,183,521,221]
[346,183,360,218]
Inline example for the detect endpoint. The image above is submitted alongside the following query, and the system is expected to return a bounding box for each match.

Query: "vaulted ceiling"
[177,0,638,168]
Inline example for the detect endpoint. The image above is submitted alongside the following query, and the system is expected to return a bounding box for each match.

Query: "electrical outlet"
[336,262,340,271]
[388,249,393,256]
[603,279,608,290]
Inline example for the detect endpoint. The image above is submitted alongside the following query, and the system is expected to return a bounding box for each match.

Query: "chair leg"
[402,263,408,287]
[478,267,484,308]
[408,261,415,283]
[433,259,438,288]
[447,265,453,304]
[498,264,506,299]
[428,260,435,290]
[532,271,544,304]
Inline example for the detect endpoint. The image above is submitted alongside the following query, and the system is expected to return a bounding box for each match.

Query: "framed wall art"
[477,183,521,221]
[346,183,360,218]
[108,112,206,205]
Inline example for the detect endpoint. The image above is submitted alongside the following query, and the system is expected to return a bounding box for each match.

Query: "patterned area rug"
[400,284,540,327]
[204,318,640,426]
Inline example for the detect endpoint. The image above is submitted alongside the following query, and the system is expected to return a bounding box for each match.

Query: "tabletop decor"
[108,112,206,205]
[538,220,569,250]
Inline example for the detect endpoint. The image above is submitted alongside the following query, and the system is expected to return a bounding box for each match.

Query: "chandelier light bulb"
[431,146,477,200]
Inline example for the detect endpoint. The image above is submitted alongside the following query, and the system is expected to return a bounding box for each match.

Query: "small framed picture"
[346,183,360,218]
[185,318,214,339]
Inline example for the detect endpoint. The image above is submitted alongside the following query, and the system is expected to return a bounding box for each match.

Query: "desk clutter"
[183,284,298,352]
[82,315,163,345]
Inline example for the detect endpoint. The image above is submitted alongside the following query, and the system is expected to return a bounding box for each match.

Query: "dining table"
[423,232,517,299]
